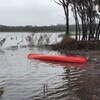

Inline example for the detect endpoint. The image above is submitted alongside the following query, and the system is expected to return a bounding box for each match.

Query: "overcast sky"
[0,0,74,26]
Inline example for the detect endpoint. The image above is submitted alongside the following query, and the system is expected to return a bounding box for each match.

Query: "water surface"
[0,32,87,100]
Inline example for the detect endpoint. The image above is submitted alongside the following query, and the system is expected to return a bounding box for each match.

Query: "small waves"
[0,32,87,100]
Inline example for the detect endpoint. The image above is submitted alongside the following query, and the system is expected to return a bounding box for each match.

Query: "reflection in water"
[29,60,86,100]
[0,87,4,99]
[41,67,85,100]
[36,60,86,69]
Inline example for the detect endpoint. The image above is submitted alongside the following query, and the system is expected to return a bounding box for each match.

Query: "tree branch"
[53,0,62,5]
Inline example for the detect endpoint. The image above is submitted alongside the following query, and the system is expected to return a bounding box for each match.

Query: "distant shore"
[0,24,78,32]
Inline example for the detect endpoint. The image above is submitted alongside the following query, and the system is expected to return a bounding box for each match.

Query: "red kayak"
[27,54,86,63]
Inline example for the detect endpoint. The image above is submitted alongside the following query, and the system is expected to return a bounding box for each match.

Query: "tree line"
[53,0,100,41]
[0,24,78,32]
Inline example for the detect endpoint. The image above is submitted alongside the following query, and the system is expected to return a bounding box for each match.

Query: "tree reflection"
[41,61,86,100]
[0,87,4,99]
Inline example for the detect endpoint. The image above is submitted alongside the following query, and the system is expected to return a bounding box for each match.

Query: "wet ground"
[62,50,100,100]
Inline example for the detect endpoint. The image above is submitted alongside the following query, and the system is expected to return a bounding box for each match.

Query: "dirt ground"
[51,37,100,100]
[74,50,100,100]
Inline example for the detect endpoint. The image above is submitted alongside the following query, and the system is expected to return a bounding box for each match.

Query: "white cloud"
[0,0,70,26]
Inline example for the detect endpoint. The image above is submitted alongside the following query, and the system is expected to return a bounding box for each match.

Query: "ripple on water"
[0,46,86,100]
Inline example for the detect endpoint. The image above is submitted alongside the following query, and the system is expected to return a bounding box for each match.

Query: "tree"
[53,0,70,35]
[70,0,81,41]
[54,0,100,41]
[95,0,100,40]
[70,0,100,40]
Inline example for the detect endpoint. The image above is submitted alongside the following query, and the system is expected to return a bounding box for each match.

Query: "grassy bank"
[51,36,100,51]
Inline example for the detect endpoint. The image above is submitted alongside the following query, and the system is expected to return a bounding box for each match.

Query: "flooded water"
[0,32,99,100]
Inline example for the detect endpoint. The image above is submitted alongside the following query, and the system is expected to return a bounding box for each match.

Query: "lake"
[0,32,99,100]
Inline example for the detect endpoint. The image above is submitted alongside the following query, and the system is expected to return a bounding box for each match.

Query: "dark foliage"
[0,24,77,32]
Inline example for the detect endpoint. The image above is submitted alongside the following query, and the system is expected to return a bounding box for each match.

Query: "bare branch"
[59,0,63,4]
[53,0,62,5]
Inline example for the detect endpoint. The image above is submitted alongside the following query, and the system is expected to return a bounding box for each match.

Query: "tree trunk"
[74,4,78,41]
[95,21,100,40]
[81,15,85,41]
[62,0,69,35]
[66,6,69,35]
